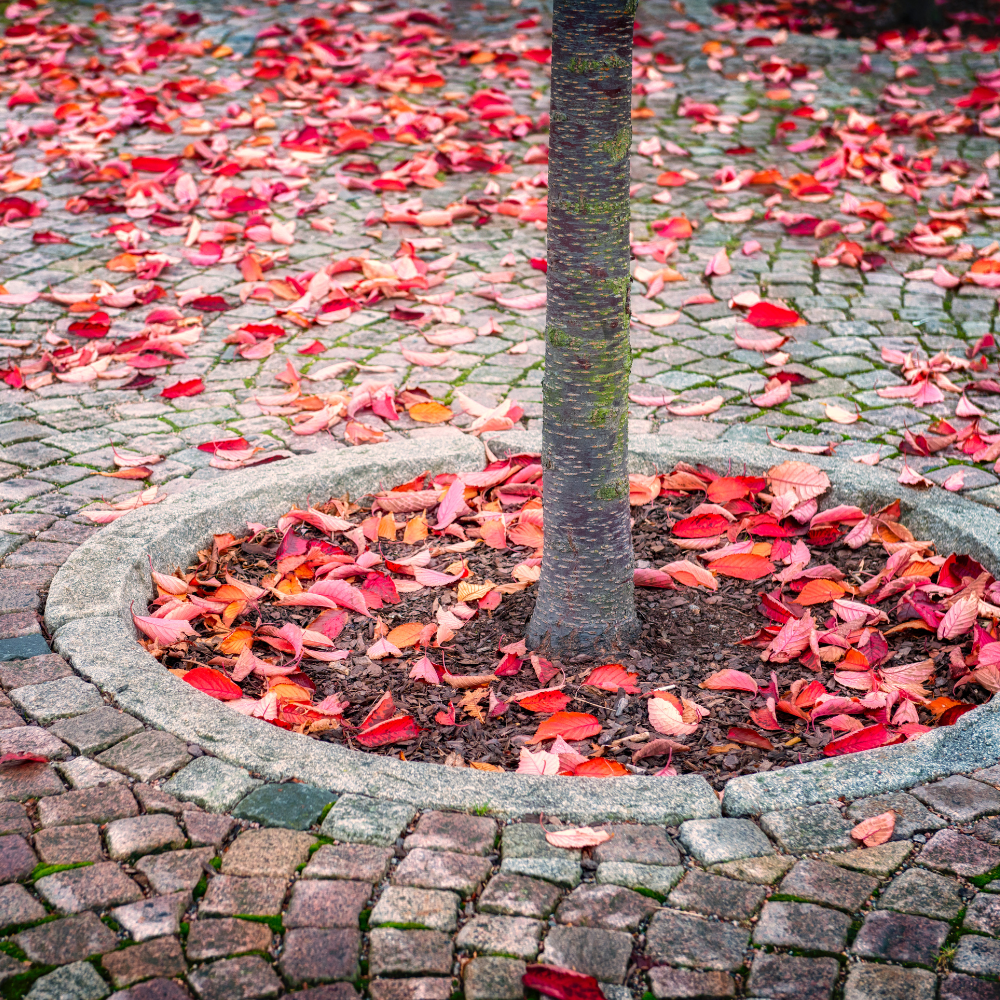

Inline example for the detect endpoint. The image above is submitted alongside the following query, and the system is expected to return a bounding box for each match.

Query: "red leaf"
[583,664,641,694]
[939,704,977,726]
[0,753,47,767]
[297,340,327,355]
[570,759,629,777]
[183,667,243,701]
[131,156,180,172]
[527,711,601,744]
[706,476,765,502]
[634,568,676,588]
[355,715,420,747]
[360,691,396,729]
[494,652,523,677]
[824,723,900,756]
[522,966,604,1000]
[198,438,252,454]
[189,295,230,312]
[161,379,204,399]
[727,726,773,750]
[518,690,572,713]
[746,302,801,328]
[33,231,70,245]
[672,513,729,538]
[700,669,758,695]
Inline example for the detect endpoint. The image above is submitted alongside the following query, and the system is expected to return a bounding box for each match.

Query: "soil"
[156,481,988,790]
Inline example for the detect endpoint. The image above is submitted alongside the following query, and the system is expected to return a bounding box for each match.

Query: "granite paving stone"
[852,909,950,967]
[392,847,491,897]
[95,732,192,783]
[752,900,851,954]
[33,823,103,864]
[878,867,965,920]
[707,855,795,885]
[366,983,451,1000]
[477,875,563,918]
[56,757,127,790]
[198,876,288,917]
[230,783,335,831]
[911,776,1000,823]
[966,894,1000,936]
[0,655,72,691]
[35,862,143,913]
[135,848,215,894]
[777,859,878,912]
[37,785,137,828]
[0,953,27,987]
[184,918,273,961]
[455,915,544,960]
[0,802,30,837]
[278,929,362,985]
[918,830,1000,877]
[220,828,315,878]
[370,886,460,932]
[667,871,766,920]
[501,824,579,861]
[462,957,525,1000]
[182,811,235,849]
[0,882,46,928]
[0,834,36,883]
[319,794,415,847]
[25,961,110,1000]
[187,956,282,1000]
[107,980,192,1000]
[940,973,1000,999]
[826,842,916,878]
[953,935,1000,977]
[595,862,684,897]
[845,792,948,840]
[162,757,261,813]
[104,815,186,860]
[646,967,736,999]
[538,926,633,984]
[47,709,144,756]
[759,804,854,854]
[678,818,773,865]
[644,909,749,972]
[403,810,496,855]
[284,878,369,929]
[8,677,102,723]
[15,912,118,964]
[746,953,840,1000]
[555,883,659,931]
[591,825,680,866]
[102,937,188,989]
[498,857,580,888]
[110,893,189,943]
[303,844,394,883]
[0,727,68,759]
[0,762,66,802]
[842,965,937,1000]
[368,928,453,977]
[132,786,184,816]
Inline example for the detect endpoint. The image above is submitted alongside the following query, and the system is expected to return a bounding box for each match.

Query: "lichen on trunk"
[526,0,639,659]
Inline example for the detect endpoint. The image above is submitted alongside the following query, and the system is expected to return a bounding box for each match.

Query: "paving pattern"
[0,637,997,999]
[2,0,1000,997]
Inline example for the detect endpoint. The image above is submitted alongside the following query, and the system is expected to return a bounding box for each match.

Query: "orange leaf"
[707,553,774,580]
[386,622,424,649]
[183,667,243,701]
[518,690,572,713]
[766,461,831,503]
[699,669,758,695]
[527,711,601,744]
[409,401,454,424]
[545,826,614,846]
[403,515,428,544]
[796,579,847,605]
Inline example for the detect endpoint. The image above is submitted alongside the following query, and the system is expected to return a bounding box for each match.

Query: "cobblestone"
[393,848,492,897]
[455,915,544,960]
[852,910,950,968]
[16,912,118,965]
[745,953,839,1000]
[185,919,273,961]
[753,900,851,955]
[645,909,749,972]
[36,862,143,913]
[199,876,288,918]
[303,844,393,883]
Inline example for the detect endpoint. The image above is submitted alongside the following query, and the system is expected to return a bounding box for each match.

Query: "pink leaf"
[850,810,896,847]
[132,606,196,645]
[666,395,723,417]
[705,248,731,276]
[937,594,979,640]
[409,656,441,684]
[544,827,614,849]
[401,347,457,367]
[435,478,469,530]
[751,379,792,408]
[308,579,371,617]
[516,746,561,775]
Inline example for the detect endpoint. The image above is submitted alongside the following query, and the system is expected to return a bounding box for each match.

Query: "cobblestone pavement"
[0,639,997,999]
[2,0,1000,997]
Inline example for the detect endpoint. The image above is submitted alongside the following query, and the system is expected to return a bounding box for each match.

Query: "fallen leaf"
[544,827,613,848]
[850,810,896,847]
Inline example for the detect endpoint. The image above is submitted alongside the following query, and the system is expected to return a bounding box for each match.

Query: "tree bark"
[526,0,639,659]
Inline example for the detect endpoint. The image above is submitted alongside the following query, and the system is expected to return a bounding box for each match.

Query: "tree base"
[525,611,642,662]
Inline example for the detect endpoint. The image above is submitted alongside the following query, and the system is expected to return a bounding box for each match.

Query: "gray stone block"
[47,708,144,756]
[25,961,109,1000]
[9,677,103,724]
[96,731,192,783]
[161,757,261,812]
[678,818,773,864]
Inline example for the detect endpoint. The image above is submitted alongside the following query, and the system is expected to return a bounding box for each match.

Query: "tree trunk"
[526,0,640,660]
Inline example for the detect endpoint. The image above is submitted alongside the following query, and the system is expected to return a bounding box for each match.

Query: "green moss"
[969,864,1000,888]
[595,479,627,501]
[359,908,371,933]
[192,875,208,901]
[318,802,335,824]
[235,914,284,934]
[29,862,93,883]
[210,857,222,871]
[0,944,27,963]
[1,966,56,1000]
[599,126,631,164]
[567,52,628,75]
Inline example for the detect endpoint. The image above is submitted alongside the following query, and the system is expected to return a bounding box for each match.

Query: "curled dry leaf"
[544,827,614,849]
[850,810,896,847]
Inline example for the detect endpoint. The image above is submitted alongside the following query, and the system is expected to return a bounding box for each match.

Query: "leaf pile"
[143,456,996,780]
